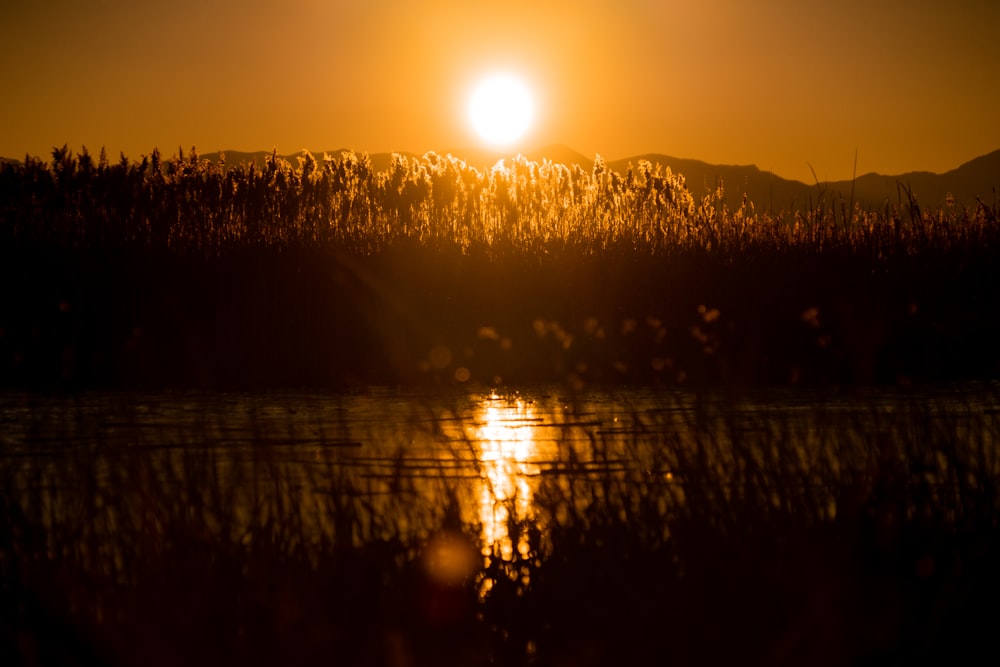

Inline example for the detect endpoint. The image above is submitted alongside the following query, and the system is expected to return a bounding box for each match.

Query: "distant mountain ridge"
[5,145,997,211]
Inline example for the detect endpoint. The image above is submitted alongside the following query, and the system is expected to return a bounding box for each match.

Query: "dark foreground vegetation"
[1,146,999,666]
[1,388,999,666]
[1,145,999,390]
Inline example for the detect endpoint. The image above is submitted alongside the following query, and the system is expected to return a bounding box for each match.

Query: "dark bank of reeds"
[1,388,999,665]
[1,146,999,389]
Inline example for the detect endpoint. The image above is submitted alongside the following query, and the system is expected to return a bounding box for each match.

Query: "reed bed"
[1,387,999,665]
[1,147,998,390]
[2,146,995,257]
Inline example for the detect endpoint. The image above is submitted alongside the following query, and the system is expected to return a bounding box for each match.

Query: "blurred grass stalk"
[1,387,999,664]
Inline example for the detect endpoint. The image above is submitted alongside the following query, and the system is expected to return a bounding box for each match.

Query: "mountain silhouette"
[843,150,1000,211]
[605,150,1000,213]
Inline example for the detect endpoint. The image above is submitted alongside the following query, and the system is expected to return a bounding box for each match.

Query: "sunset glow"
[1,1,997,181]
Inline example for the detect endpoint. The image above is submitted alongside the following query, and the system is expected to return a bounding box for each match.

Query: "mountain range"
[7,145,998,212]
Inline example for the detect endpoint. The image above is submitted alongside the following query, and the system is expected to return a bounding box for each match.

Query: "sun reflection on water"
[474,392,540,561]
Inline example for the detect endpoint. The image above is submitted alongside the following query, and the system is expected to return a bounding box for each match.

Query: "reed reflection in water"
[4,387,1000,665]
[472,392,542,561]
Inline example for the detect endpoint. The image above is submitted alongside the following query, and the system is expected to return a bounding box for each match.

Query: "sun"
[468,73,535,147]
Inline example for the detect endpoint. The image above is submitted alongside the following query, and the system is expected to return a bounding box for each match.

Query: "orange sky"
[2,0,998,182]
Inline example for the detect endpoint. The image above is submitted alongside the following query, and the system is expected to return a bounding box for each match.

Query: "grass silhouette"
[1,146,998,389]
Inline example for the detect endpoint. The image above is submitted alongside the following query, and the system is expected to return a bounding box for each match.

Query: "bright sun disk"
[468,74,534,147]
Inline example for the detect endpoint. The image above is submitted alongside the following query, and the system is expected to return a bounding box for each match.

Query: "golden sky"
[2,0,998,182]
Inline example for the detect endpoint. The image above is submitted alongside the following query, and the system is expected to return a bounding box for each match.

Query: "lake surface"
[2,383,998,563]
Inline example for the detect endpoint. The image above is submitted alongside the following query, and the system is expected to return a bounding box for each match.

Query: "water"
[4,383,1000,667]
[0,387,652,559]
[2,383,998,563]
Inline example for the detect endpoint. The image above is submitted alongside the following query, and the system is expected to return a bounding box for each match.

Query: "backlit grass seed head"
[5,144,995,260]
